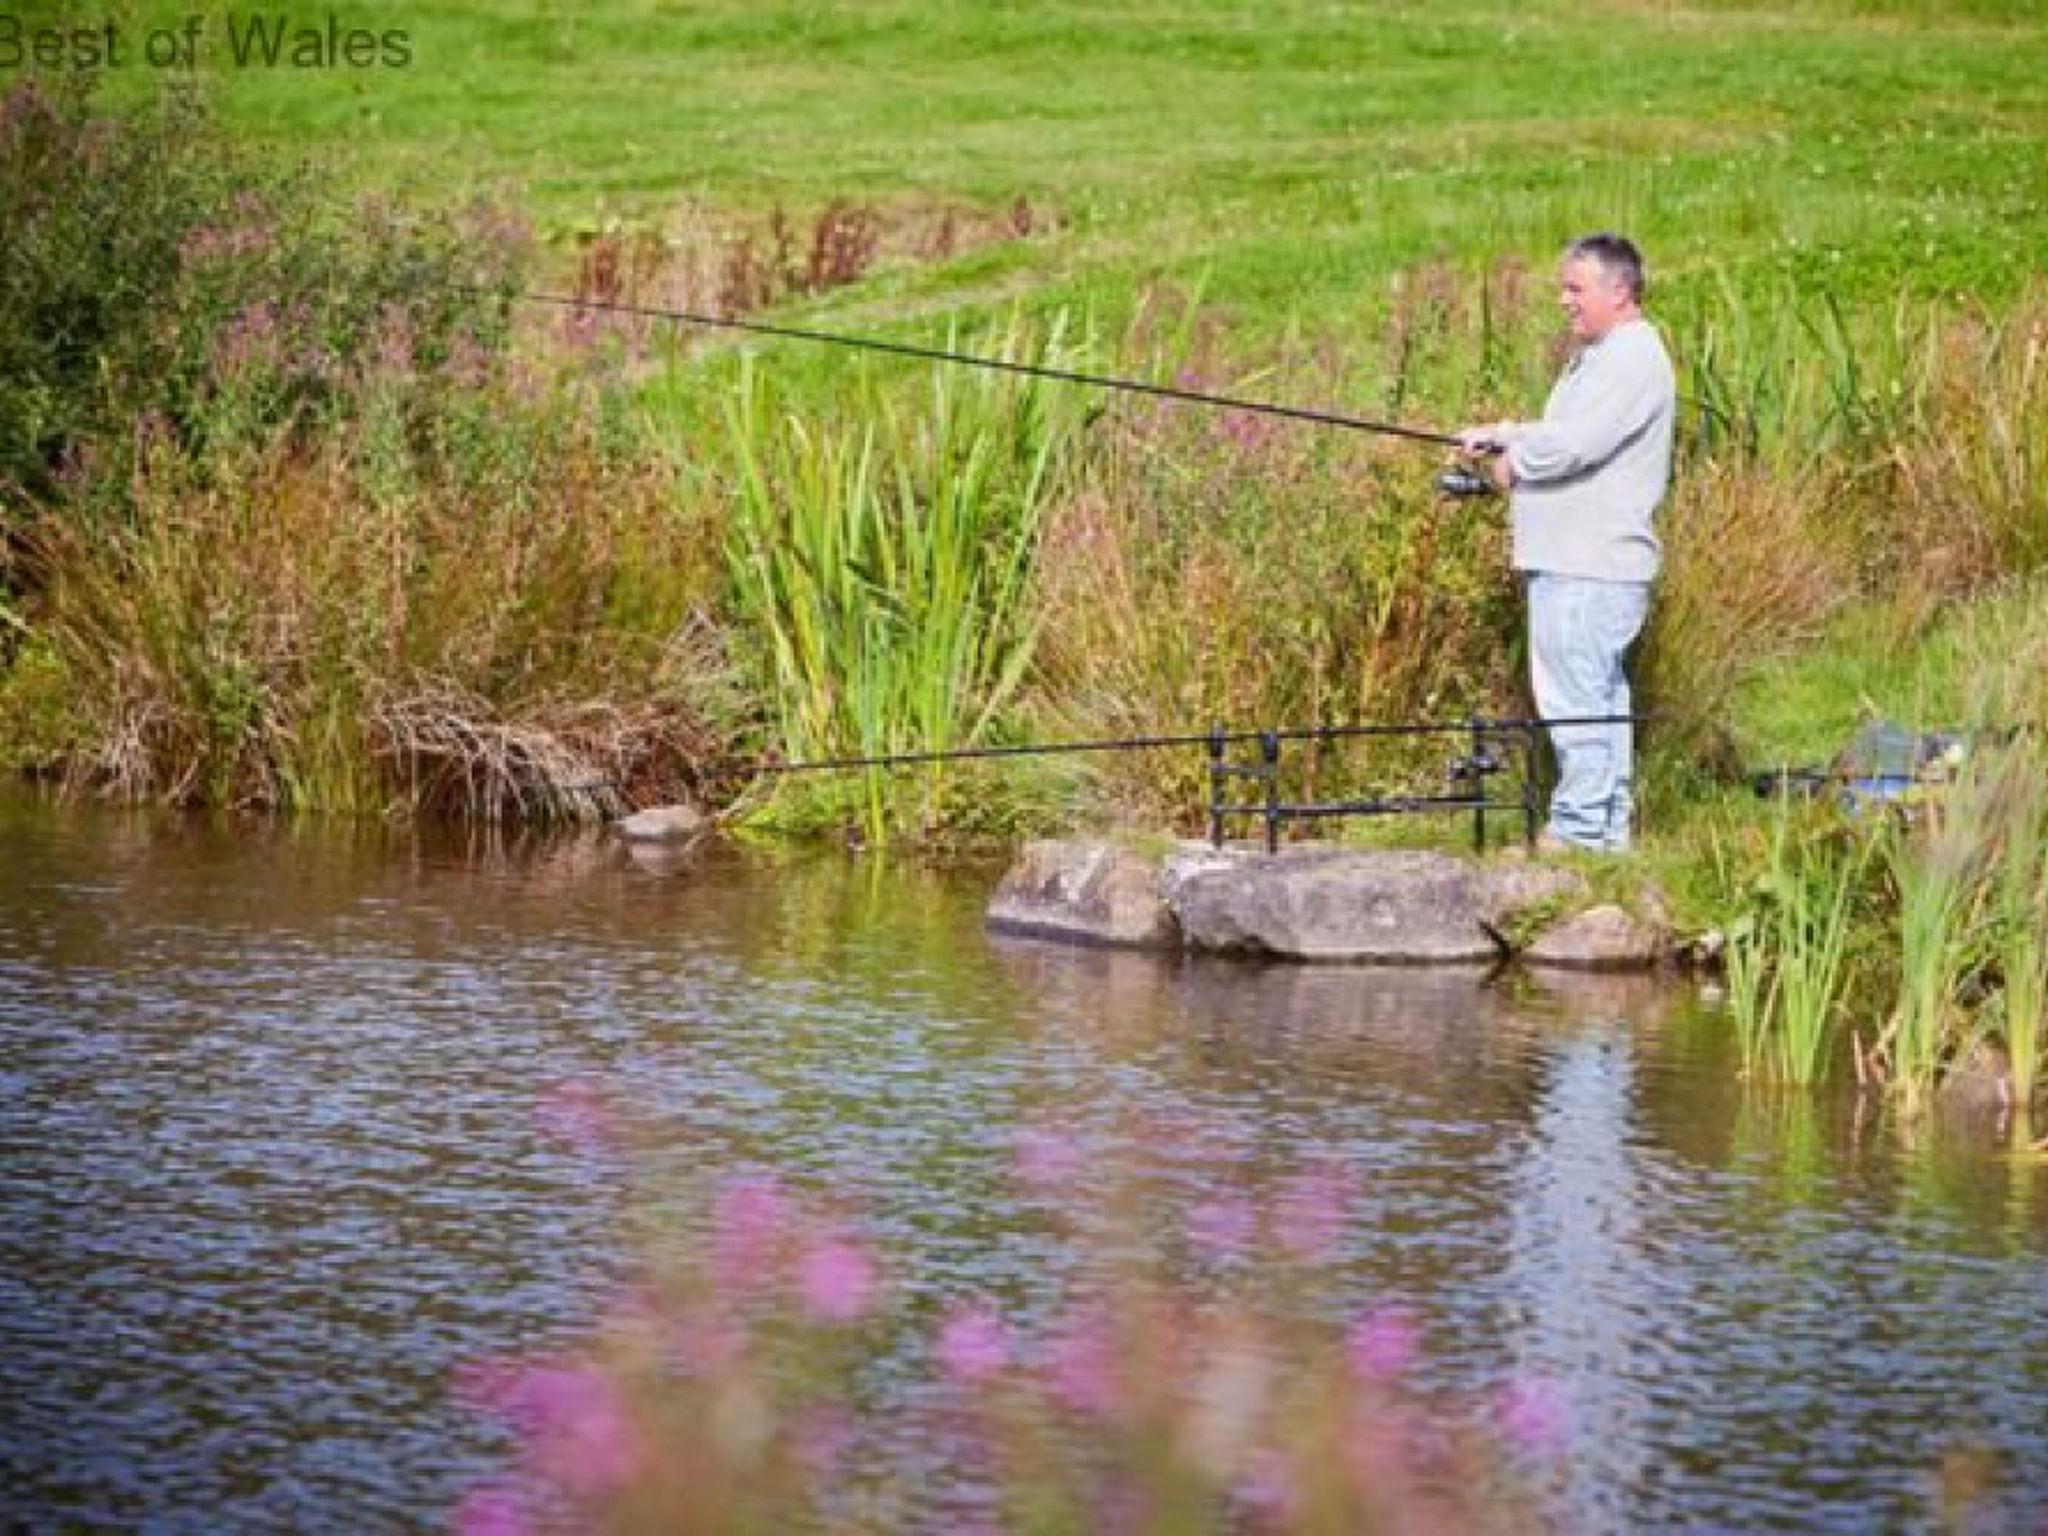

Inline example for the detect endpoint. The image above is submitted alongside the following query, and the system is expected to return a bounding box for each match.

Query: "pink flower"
[1346,1304,1422,1384]
[936,1301,1012,1386]
[451,1483,531,1536]
[1494,1374,1573,1458]
[1232,1448,1301,1525]
[1185,1194,1258,1262]
[1044,1302,1120,1418]
[797,1231,879,1324]
[711,1171,792,1291]
[501,1365,643,1497]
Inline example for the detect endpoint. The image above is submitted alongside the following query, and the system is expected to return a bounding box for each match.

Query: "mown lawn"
[58,0,2048,331]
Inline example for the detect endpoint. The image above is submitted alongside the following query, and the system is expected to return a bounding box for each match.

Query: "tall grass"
[23,396,737,819]
[1880,798,1984,1110]
[1857,738,2048,1116]
[1986,748,2048,1131]
[719,314,1086,838]
[1721,802,1873,1085]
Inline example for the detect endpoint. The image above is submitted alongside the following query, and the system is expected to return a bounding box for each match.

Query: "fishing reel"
[1445,744,1504,784]
[1435,466,1497,498]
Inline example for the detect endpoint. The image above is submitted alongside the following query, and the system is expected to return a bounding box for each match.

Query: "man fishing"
[1458,233,1676,854]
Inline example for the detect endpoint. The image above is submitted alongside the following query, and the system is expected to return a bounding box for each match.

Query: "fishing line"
[498,288,1473,450]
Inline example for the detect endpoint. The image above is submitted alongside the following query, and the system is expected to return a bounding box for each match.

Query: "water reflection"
[3,787,2047,1532]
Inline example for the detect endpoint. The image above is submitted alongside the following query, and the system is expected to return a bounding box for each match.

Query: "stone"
[614,802,709,843]
[1522,903,1668,971]
[1473,862,1588,946]
[1168,848,1501,964]
[985,839,1179,949]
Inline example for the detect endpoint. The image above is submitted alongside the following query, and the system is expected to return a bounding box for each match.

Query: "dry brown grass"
[23,404,741,819]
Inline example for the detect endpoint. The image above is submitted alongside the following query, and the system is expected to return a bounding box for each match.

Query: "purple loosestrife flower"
[444,331,492,389]
[1214,409,1278,455]
[797,1230,879,1324]
[1494,1374,1573,1458]
[212,301,279,378]
[936,1301,1012,1386]
[1044,1301,1121,1418]
[502,1365,643,1498]
[450,1484,531,1536]
[1346,1304,1422,1384]
[711,1170,792,1292]
[1232,1448,1302,1528]
[1184,1193,1259,1263]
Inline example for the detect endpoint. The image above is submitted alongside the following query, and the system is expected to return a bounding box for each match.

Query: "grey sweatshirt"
[1502,317,1676,583]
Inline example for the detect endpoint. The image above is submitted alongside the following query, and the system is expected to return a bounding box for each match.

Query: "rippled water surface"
[5,788,2048,1532]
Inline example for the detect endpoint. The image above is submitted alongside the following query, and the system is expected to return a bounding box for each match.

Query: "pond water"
[4,787,2047,1533]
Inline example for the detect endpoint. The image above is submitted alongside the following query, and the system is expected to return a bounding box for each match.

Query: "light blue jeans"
[1525,573,1651,852]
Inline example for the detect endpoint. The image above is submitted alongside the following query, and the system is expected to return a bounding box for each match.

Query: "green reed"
[1882,802,1981,1109]
[720,312,1086,838]
[1723,800,1872,1085]
[1984,743,2048,1123]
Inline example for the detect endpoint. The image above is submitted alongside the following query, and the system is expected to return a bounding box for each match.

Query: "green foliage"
[0,639,80,774]
[0,75,524,515]
[1721,801,1878,1086]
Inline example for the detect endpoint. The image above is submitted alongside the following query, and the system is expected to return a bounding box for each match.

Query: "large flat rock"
[985,839,1179,949]
[1167,847,1503,963]
[986,837,1669,968]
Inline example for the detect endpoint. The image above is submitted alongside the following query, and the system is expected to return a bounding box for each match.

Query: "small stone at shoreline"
[614,802,710,844]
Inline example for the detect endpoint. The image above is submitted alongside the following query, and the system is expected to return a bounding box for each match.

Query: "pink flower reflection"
[1012,1123,1084,1190]
[1232,1447,1301,1525]
[790,1402,856,1478]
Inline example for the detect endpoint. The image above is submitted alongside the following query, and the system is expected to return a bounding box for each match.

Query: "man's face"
[1559,256,1634,343]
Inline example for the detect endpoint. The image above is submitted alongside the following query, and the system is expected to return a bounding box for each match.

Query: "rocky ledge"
[987,839,1673,970]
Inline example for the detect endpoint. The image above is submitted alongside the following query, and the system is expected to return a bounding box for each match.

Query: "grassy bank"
[86,0,2048,327]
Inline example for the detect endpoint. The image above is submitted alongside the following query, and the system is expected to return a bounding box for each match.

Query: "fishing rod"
[641,713,1654,853]
[498,288,1499,495]
[721,713,1651,779]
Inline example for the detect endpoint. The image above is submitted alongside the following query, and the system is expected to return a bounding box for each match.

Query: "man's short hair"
[1565,233,1647,301]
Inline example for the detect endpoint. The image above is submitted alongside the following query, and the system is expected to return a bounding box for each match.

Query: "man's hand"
[1487,452,1515,491]
[1456,421,1513,455]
